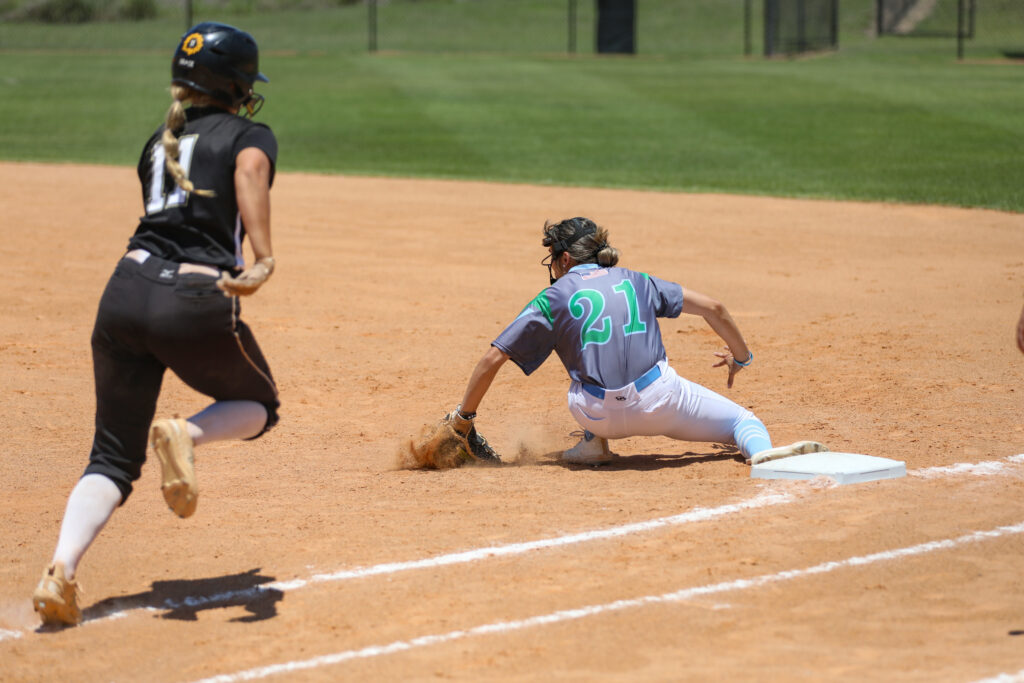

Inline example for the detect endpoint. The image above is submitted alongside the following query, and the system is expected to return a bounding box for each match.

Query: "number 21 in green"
[570,279,647,348]
[613,280,647,336]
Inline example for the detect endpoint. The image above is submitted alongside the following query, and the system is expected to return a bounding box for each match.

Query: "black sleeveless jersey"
[128,106,278,270]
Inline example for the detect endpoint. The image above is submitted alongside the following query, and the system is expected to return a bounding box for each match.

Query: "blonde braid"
[161,85,215,197]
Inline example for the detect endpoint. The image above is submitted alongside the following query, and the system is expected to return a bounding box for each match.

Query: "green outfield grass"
[0,1,1022,211]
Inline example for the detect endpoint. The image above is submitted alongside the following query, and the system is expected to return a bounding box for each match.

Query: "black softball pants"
[84,255,280,502]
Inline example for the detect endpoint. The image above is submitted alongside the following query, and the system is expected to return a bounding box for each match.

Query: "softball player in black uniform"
[32,22,279,626]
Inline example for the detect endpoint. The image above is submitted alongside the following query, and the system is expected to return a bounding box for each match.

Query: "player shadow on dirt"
[80,567,283,625]
[533,444,745,470]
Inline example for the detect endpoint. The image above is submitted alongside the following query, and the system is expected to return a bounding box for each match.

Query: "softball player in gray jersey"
[449,217,827,466]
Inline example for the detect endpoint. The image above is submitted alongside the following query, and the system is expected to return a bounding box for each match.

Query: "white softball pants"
[567,360,767,454]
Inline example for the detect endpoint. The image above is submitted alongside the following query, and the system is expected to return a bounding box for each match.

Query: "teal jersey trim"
[516,290,555,327]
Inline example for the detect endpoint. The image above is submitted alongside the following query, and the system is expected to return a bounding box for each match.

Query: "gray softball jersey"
[493,264,684,389]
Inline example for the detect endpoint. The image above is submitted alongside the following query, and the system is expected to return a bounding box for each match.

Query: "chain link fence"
[0,0,765,57]
[764,0,838,56]
[1,0,1019,60]
[365,0,756,57]
[876,0,1023,58]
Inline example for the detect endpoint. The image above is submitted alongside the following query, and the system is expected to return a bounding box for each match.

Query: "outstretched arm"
[681,288,751,388]
[458,346,510,416]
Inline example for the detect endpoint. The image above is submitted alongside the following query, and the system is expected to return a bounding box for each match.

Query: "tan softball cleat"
[748,440,829,466]
[150,418,198,518]
[32,563,81,626]
[563,431,615,465]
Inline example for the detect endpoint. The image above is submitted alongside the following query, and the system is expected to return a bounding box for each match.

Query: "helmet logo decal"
[182,33,204,56]
[171,23,265,114]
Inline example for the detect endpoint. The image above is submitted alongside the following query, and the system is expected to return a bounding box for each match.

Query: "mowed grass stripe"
[1,7,1022,210]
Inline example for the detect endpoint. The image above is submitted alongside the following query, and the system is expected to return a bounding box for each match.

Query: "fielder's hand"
[217,257,275,297]
[712,346,747,389]
[445,407,474,438]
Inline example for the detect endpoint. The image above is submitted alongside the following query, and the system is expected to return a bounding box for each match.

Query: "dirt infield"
[1,161,1023,682]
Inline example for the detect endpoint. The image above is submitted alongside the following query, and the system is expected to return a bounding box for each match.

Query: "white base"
[751,451,906,485]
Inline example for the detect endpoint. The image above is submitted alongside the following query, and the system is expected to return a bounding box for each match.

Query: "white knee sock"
[52,474,123,580]
[187,400,268,447]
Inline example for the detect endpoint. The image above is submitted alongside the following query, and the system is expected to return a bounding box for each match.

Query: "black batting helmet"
[544,217,597,257]
[171,22,268,111]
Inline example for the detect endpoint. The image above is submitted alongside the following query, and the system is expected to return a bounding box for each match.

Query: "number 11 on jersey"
[145,134,199,214]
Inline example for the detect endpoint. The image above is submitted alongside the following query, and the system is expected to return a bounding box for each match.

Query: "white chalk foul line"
[910,453,1024,480]
[0,489,793,643]
[4,453,1021,644]
[971,671,1024,683]
[297,489,791,587]
[99,491,796,615]
[149,452,1024,601]
[192,519,1024,683]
